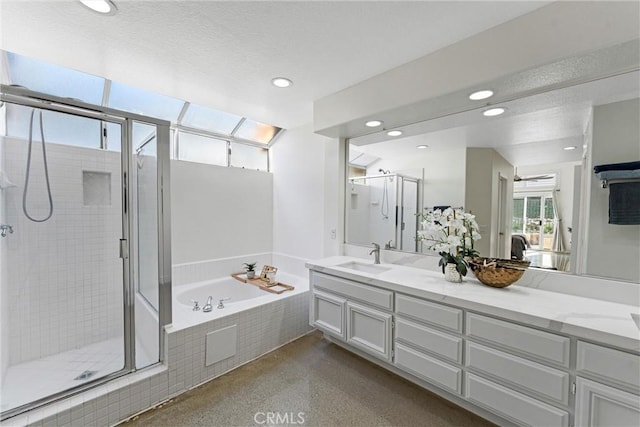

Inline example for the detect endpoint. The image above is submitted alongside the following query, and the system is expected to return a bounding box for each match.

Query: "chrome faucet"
[369,242,381,264]
[217,298,230,309]
[203,296,213,312]
[0,224,13,237]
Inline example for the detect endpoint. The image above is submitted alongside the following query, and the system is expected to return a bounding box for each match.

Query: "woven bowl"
[469,257,530,288]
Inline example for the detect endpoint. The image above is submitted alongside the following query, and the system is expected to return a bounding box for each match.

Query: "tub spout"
[203,296,213,312]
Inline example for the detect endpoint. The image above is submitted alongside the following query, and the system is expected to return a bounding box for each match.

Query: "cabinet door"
[312,291,346,340]
[575,377,640,427]
[346,301,392,361]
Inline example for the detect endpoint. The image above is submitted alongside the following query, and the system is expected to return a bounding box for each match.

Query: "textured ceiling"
[0,0,550,128]
[352,71,640,167]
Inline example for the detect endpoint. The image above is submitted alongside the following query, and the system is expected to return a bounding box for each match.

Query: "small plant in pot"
[243,262,257,279]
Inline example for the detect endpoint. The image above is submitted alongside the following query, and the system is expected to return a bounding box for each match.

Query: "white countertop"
[306,256,640,352]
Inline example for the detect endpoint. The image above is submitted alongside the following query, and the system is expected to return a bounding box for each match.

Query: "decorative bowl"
[468,257,530,288]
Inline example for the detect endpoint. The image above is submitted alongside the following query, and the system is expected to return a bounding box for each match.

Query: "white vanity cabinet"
[307,265,640,427]
[464,313,571,426]
[574,342,640,427]
[310,272,393,362]
[394,294,464,394]
[575,377,640,427]
[311,290,347,340]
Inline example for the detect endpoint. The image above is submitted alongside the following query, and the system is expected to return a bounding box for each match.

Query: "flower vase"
[444,263,462,283]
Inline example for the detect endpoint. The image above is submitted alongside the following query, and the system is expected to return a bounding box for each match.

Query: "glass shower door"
[0,104,127,414]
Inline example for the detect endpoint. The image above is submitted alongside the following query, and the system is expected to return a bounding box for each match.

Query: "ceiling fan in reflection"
[513,169,554,182]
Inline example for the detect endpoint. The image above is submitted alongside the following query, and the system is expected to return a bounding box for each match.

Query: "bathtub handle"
[191,300,200,311]
[217,298,231,309]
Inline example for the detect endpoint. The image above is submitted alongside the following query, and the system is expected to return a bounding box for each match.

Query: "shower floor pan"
[0,338,125,413]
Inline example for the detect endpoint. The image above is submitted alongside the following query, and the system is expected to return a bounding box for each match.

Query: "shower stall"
[0,85,172,419]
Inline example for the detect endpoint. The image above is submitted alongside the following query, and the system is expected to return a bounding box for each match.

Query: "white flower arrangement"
[417,208,481,276]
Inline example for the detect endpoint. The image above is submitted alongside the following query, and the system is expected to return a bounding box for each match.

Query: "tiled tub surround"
[5,274,311,426]
[307,256,640,426]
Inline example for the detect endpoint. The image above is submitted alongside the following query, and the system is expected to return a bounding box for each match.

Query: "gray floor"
[125,331,494,427]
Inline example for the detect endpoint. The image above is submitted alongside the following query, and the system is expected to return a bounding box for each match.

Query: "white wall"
[465,148,514,258]
[2,139,123,365]
[271,124,339,262]
[170,160,273,265]
[586,98,640,282]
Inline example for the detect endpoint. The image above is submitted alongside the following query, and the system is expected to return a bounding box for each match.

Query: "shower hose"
[23,109,53,222]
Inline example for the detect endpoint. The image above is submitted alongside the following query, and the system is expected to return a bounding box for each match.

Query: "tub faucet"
[369,242,381,264]
[191,300,200,311]
[217,298,230,309]
[203,296,213,312]
[0,224,13,237]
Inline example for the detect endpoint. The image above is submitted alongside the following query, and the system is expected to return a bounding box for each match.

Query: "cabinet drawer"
[465,341,570,405]
[577,341,640,390]
[466,313,570,367]
[395,317,462,364]
[312,291,346,340]
[465,374,569,427]
[312,272,393,310]
[395,294,462,332]
[395,343,462,394]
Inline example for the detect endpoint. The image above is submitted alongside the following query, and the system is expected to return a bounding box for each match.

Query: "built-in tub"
[170,272,309,330]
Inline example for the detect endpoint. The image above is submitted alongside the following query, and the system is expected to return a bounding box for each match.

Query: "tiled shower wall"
[3,137,123,365]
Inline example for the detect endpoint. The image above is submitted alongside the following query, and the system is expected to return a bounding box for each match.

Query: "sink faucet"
[369,242,381,264]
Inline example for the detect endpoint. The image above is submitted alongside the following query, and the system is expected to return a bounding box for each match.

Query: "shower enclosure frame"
[347,172,421,252]
[0,84,172,420]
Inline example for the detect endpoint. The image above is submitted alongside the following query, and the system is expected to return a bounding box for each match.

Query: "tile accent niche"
[82,171,111,206]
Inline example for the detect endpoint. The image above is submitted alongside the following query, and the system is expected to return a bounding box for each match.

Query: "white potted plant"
[417,208,481,283]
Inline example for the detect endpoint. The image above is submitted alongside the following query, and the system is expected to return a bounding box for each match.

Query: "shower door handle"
[119,239,129,259]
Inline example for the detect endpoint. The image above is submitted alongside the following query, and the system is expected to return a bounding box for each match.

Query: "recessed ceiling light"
[365,120,383,127]
[469,90,494,100]
[416,145,429,149]
[80,0,117,15]
[563,146,577,151]
[483,107,506,117]
[272,77,292,88]
[387,130,403,137]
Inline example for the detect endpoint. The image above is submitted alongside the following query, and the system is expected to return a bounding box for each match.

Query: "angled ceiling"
[0,0,550,129]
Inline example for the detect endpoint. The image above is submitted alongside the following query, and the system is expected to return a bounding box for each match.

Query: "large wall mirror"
[345,69,640,283]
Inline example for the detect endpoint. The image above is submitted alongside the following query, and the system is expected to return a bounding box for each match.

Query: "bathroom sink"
[336,261,392,274]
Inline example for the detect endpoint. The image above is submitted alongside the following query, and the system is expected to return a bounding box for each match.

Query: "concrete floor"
[125,331,494,427]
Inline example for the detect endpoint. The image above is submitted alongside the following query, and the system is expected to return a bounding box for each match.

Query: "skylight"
[5,52,105,105]
[234,119,281,144]
[180,103,242,135]
[108,82,186,122]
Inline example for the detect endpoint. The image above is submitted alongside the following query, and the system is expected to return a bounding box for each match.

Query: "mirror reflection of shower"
[378,169,393,220]
[347,171,420,252]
